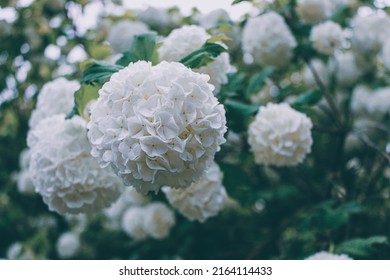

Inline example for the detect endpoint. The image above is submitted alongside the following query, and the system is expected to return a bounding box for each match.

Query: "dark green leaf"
[179,42,226,69]
[116,33,157,66]
[74,84,100,117]
[246,68,274,98]
[224,99,260,117]
[292,89,323,107]
[80,61,123,85]
[336,236,388,258]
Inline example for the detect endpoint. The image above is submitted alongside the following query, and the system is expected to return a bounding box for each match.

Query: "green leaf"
[292,89,323,107]
[74,84,100,117]
[336,236,388,258]
[116,33,157,66]
[246,68,274,98]
[224,99,260,117]
[232,0,249,4]
[179,42,226,69]
[80,61,123,85]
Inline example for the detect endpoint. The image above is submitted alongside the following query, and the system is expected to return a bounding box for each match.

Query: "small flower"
[296,0,333,24]
[28,114,122,215]
[88,61,227,193]
[248,103,313,166]
[158,25,234,92]
[56,232,80,259]
[28,77,80,129]
[310,21,344,55]
[142,202,175,239]
[242,12,297,67]
[351,13,390,56]
[163,162,227,222]
[108,20,150,54]
[121,206,148,240]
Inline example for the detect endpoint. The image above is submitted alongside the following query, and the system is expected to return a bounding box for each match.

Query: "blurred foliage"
[1,0,390,260]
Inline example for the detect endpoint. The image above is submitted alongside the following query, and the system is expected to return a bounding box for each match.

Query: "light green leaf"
[224,99,260,117]
[74,84,100,117]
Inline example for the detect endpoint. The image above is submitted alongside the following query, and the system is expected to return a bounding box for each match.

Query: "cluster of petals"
[163,162,227,222]
[108,20,150,54]
[28,114,122,215]
[242,12,297,67]
[121,202,175,240]
[87,61,227,193]
[248,103,313,166]
[29,77,80,129]
[310,21,344,55]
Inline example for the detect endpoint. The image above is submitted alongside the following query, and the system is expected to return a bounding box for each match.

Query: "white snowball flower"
[351,14,390,55]
[56,232,80,259]
[108,20,150,54]
[296,0,333,24]
[87,61,227,193]
[310,21,344,55]
[303,59,329,87]
[142,202,175,239]
[29,77,80,129]
[330,52,363,87]
[158,25,234,92]
[367,87,390,116]
[381,39,390,72]
[28,114,122,215]
[248,103,313,166]
[242,12,297,67]
[306,251,352,260]
[104,187,149,229]
[121,206,148,240]
[351,85,372,114]
[163,162,227,223]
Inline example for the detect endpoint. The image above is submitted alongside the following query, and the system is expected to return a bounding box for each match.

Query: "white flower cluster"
[28,114,122,215]
[104,187,149,229]
[87,61,227,193]
[158,25,234,92]
[248,103,313,166]
[242,12,297,67]
[56,232,80,259]
[351,14,390,56]
[306,251,352,260]
[296,0,333,24]
[351,86,390,117]
[330,52,363,87]
[108,20,150,54]
[15,149,35,194]
[163,162,227,223]
[29,77,80,129]
[310,21,344,55]
[351,85,371,114]
[121,202,175,240]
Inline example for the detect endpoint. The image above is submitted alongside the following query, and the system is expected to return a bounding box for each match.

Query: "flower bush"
[1,0,390,260]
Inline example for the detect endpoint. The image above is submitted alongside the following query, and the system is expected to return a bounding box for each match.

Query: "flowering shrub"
[1,0,390,260]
